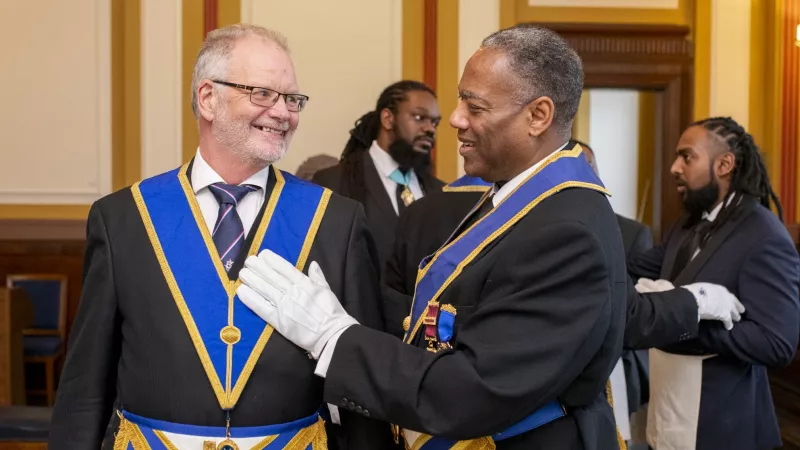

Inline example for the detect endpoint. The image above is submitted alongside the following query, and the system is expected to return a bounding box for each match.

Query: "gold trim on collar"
[442,185,491,193]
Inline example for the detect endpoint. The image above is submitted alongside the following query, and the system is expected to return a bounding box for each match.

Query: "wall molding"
[779,0,799,224]
[0,0,111,206]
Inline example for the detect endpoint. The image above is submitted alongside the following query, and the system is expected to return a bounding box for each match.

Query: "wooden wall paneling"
[0,234,87,354]
[0,288,30,407]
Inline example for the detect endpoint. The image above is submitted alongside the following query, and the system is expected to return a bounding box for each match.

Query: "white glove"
[635,278,675,293]
[681,282,746,330]
[237,250,358,359]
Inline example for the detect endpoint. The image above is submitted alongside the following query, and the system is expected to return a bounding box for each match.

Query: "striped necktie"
[208,182,261,272]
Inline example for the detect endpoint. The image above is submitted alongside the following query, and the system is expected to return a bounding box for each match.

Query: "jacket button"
[340,398,348,407]
[348,402,356,410]
[356,406,363,413]
[363,409,370,417]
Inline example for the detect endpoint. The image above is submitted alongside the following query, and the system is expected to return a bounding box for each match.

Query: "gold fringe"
[450,437,496,450]
[112,415,132,450]
[606,379,628,450]
[312,417,329,450]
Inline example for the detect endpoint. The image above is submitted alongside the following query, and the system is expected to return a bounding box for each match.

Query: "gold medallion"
[400,186,414,206]
[217,439,239,450]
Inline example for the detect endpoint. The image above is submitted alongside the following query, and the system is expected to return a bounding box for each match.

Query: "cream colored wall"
[241,0,403,174]
[141,0,183,177]
[709,0,751,125]
[0,0,111,204]
[457,0,500,177]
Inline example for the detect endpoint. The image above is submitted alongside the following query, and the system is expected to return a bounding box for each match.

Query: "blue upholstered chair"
[5,275,67,406]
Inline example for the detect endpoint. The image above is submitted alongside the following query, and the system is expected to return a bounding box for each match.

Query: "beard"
[212,100,290,167]
[681,166,720,222]
[388,134,432,175]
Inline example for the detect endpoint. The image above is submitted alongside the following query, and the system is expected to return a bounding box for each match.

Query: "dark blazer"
[616,215,654,415]
[382,189,484,336]
[313,151,445,269]
[49,164,393,449]
[323,187,628,450]
[628,195,800,450]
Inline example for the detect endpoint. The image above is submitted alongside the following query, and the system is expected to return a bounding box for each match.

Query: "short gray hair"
[191,24,290,118]
[481,25,583,134]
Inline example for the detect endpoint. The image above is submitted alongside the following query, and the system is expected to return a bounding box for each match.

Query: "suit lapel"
[672,196,758,285]
[362,151,398,219]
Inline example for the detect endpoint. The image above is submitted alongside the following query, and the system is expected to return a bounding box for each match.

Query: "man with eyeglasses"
[313,81,445,271]
[49,24,392,449]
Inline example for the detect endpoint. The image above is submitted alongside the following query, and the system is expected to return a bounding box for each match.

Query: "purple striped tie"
[208,182,260,272]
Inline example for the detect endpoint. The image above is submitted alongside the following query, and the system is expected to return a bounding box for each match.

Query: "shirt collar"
[492,141,571,206]
[368,140,400,179]
[191,148,270,194]
[703,192,736,222]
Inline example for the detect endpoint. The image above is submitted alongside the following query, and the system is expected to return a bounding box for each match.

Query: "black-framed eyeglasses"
[212,80,309,112]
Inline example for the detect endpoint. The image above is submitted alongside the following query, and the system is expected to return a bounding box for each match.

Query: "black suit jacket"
[312,151,445,269]
[382,189,485,336]
[324,187,627,450]
[49,164,393,449]
[628,196,800,450]
[615,215,653,415]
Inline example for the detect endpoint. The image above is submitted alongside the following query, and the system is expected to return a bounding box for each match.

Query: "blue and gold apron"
[124,164,331,449]
[398,145,614,449]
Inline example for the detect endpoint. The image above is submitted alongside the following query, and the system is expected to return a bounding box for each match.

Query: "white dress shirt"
[191,149,270,236]
[368,140,425,214]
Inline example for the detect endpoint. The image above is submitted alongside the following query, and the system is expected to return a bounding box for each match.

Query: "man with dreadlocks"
[313,81,445,268]
[625,117,800,450]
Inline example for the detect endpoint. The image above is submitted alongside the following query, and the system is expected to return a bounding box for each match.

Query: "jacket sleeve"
[329,203,398,449]
[381,209,416,338]
[624,280,700,349]
[695,235,800,366]
[49,203,122,449]
[324,221,617,439]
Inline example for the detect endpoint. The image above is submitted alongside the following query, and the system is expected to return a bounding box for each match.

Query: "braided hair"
[689,116,782,242]
[339,80,436,203]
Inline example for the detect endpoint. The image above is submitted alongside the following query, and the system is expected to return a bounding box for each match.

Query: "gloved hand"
[237,250,358,359]
[681,282,746,330]
[635,278,675,293]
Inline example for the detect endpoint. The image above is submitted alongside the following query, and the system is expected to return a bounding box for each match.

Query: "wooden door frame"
[531,23,694,239]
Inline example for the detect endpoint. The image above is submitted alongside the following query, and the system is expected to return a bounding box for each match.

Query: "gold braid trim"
[285,418,327,450]
[606,379,627,450]
[450,437,496,450]
[153,430,179,450]
[250,435,279,450]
